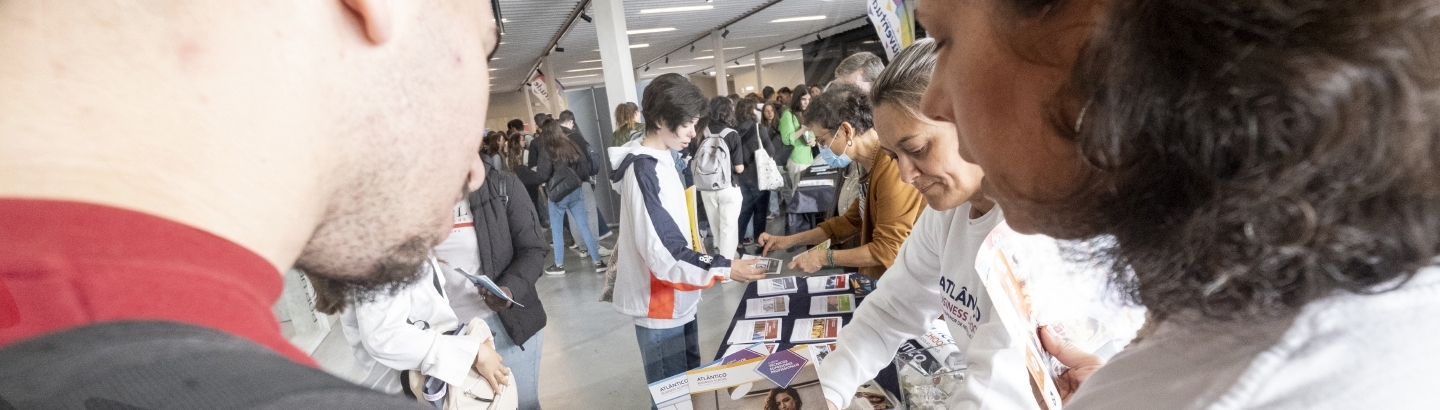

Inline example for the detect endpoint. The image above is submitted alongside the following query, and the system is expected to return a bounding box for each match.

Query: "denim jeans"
[549,189,599,266]
[634,320,700,386]
[737,180,771,242]
[565,182,610,247]
[482,314,544,410]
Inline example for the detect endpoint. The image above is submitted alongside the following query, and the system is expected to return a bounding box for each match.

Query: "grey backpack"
[692,127,734,191]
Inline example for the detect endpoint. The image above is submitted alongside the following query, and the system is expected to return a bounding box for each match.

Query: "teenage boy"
[606,74,765,391]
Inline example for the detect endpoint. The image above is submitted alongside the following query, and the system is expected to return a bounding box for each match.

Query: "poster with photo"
[686,347,825,410]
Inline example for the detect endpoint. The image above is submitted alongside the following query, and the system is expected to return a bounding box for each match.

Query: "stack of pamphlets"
[745,296,790,318]
[757,276,799,296]
[791,316,843,343]
[806,274,851,293]
[809,294,855,315]
[728,318,783,345]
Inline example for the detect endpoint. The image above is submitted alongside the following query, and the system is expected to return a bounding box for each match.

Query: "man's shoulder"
[0,321,431,410]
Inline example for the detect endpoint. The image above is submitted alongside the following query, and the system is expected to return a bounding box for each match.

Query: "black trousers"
[737,179,771,241]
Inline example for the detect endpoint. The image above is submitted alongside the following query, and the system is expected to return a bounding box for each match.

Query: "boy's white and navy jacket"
[608,144,731,329]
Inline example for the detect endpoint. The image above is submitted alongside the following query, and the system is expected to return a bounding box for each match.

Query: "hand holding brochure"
[454,268,525,308]
[741,254,783,275]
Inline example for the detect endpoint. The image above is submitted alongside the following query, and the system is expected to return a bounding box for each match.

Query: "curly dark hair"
[642,73,709,134]
[803,83,874,135]
[1028,0,1440,320]
[763,387,802,410]
[703,96,735,130]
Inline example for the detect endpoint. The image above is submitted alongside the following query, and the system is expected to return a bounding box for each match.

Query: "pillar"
[712,30,728,96]
[593,0,638,123]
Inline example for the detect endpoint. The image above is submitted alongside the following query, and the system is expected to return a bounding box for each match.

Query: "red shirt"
[0,199,315,366]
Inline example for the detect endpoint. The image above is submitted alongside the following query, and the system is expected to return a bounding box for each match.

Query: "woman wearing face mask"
[917,0,1440,409]
[757,84,926,278]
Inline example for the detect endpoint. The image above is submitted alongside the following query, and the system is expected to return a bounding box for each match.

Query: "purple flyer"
[722,348,764,365]
[754,349,809,388]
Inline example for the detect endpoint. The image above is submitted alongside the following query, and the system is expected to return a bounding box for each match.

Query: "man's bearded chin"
[296,235,436,305]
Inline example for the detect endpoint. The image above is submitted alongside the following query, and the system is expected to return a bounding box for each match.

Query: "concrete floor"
[308,216,838,409]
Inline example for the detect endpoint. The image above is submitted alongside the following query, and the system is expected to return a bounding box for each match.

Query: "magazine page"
[650,371,696,410]
[809,294,855,315]
[756,276,799,296]
[805,274,850,293]
[745,296,791,318]
[790,316,843,343]
[973,222,1065,410]
[727,319,783,345]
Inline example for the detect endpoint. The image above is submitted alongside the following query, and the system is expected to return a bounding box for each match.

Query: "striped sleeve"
[626,157,731,287]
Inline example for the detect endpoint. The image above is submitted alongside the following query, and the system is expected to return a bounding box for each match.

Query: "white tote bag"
[754,125,785,191]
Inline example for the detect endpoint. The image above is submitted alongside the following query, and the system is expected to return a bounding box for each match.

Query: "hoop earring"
[1074,99,1093,132]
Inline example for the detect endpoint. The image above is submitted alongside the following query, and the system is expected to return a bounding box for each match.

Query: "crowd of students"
[4,1,1438,410]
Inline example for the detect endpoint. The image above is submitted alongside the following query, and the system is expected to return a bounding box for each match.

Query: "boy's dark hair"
[704,96,736,129]
[762,86,775,100]
[641,73,708,134]
[557,110,576,125]
[533,113,551,128]
[777,87,791,95]
[803,84,873,134]
[506,119,524,132]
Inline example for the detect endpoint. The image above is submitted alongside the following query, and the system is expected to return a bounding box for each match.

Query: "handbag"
[754,124,785,191]
[545,158,582,202]
[404,318,519,410]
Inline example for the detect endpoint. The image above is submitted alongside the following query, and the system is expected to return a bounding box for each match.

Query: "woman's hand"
[472,339,511,393]
[788,248,826,274]
[728,259,765,283]
[1039,325,1105,404]
[757,232,792,256]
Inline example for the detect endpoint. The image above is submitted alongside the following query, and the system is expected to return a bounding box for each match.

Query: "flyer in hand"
[973,222,1064,410]
[741,254,784,275]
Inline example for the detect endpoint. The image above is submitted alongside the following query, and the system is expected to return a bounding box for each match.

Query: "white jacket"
[608,144,731,329]
[339,256,487,394]
[1068,266,1440,410]
[818,204,1141,409]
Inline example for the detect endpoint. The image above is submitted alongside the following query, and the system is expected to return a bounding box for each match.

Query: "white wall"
[486,90,532,132]
[729,59,806,96]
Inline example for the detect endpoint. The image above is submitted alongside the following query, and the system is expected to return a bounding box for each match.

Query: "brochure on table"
[740,254,784,275]
[756,276,798,296]
[791,316,844,343]
[745,296,790,318]
[806,274,851,293]
[809,294,855,315]
[727,319,783,345]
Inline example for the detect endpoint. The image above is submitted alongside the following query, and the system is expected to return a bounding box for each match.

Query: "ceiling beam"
[685,14,869,76]
[634,0,787,71]
[516,0,593,92]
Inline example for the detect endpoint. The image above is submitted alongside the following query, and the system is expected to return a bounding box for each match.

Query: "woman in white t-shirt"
[817,38,1139,410]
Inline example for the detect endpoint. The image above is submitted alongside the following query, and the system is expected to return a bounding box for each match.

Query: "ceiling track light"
[816,34,823,41]
[690,44,696,52]
[722,28,730,38]
[779,45,787,51]
[579,12,592,23]
[555,46,565,52]
[644,66,651,72]
[665,55,670,63]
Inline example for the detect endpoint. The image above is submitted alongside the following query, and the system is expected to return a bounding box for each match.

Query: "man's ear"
[342,0,393,44]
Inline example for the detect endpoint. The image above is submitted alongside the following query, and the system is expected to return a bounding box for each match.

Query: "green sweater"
[778,109,813,164]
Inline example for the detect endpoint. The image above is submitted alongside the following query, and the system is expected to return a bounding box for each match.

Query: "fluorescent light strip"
[771,15,827,23]
[627,27,676,35]
[598,44,649,51]
[566,67,604,73]
[577,59,602,63]
[560,74,598,79]
[691,56,715,60]
[639,5,713,14]
[698,47,746,52]
[657,65,695,70]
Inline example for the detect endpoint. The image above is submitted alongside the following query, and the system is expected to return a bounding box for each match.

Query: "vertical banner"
[528,71,552,112]
[868,0,915,60]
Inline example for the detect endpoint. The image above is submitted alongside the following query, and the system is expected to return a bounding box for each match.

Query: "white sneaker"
[597,246,613,257]
[576,250,589,259]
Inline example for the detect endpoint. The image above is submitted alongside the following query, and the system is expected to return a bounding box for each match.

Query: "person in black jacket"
[556,110,613,253]
[733,96,778,250]
[440,160,550,410]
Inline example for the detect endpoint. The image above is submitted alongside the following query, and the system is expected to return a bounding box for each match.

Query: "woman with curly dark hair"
[764,387,803,410]
[917,0,1440,408]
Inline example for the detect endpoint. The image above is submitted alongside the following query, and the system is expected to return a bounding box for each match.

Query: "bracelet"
[826,248,835,268]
